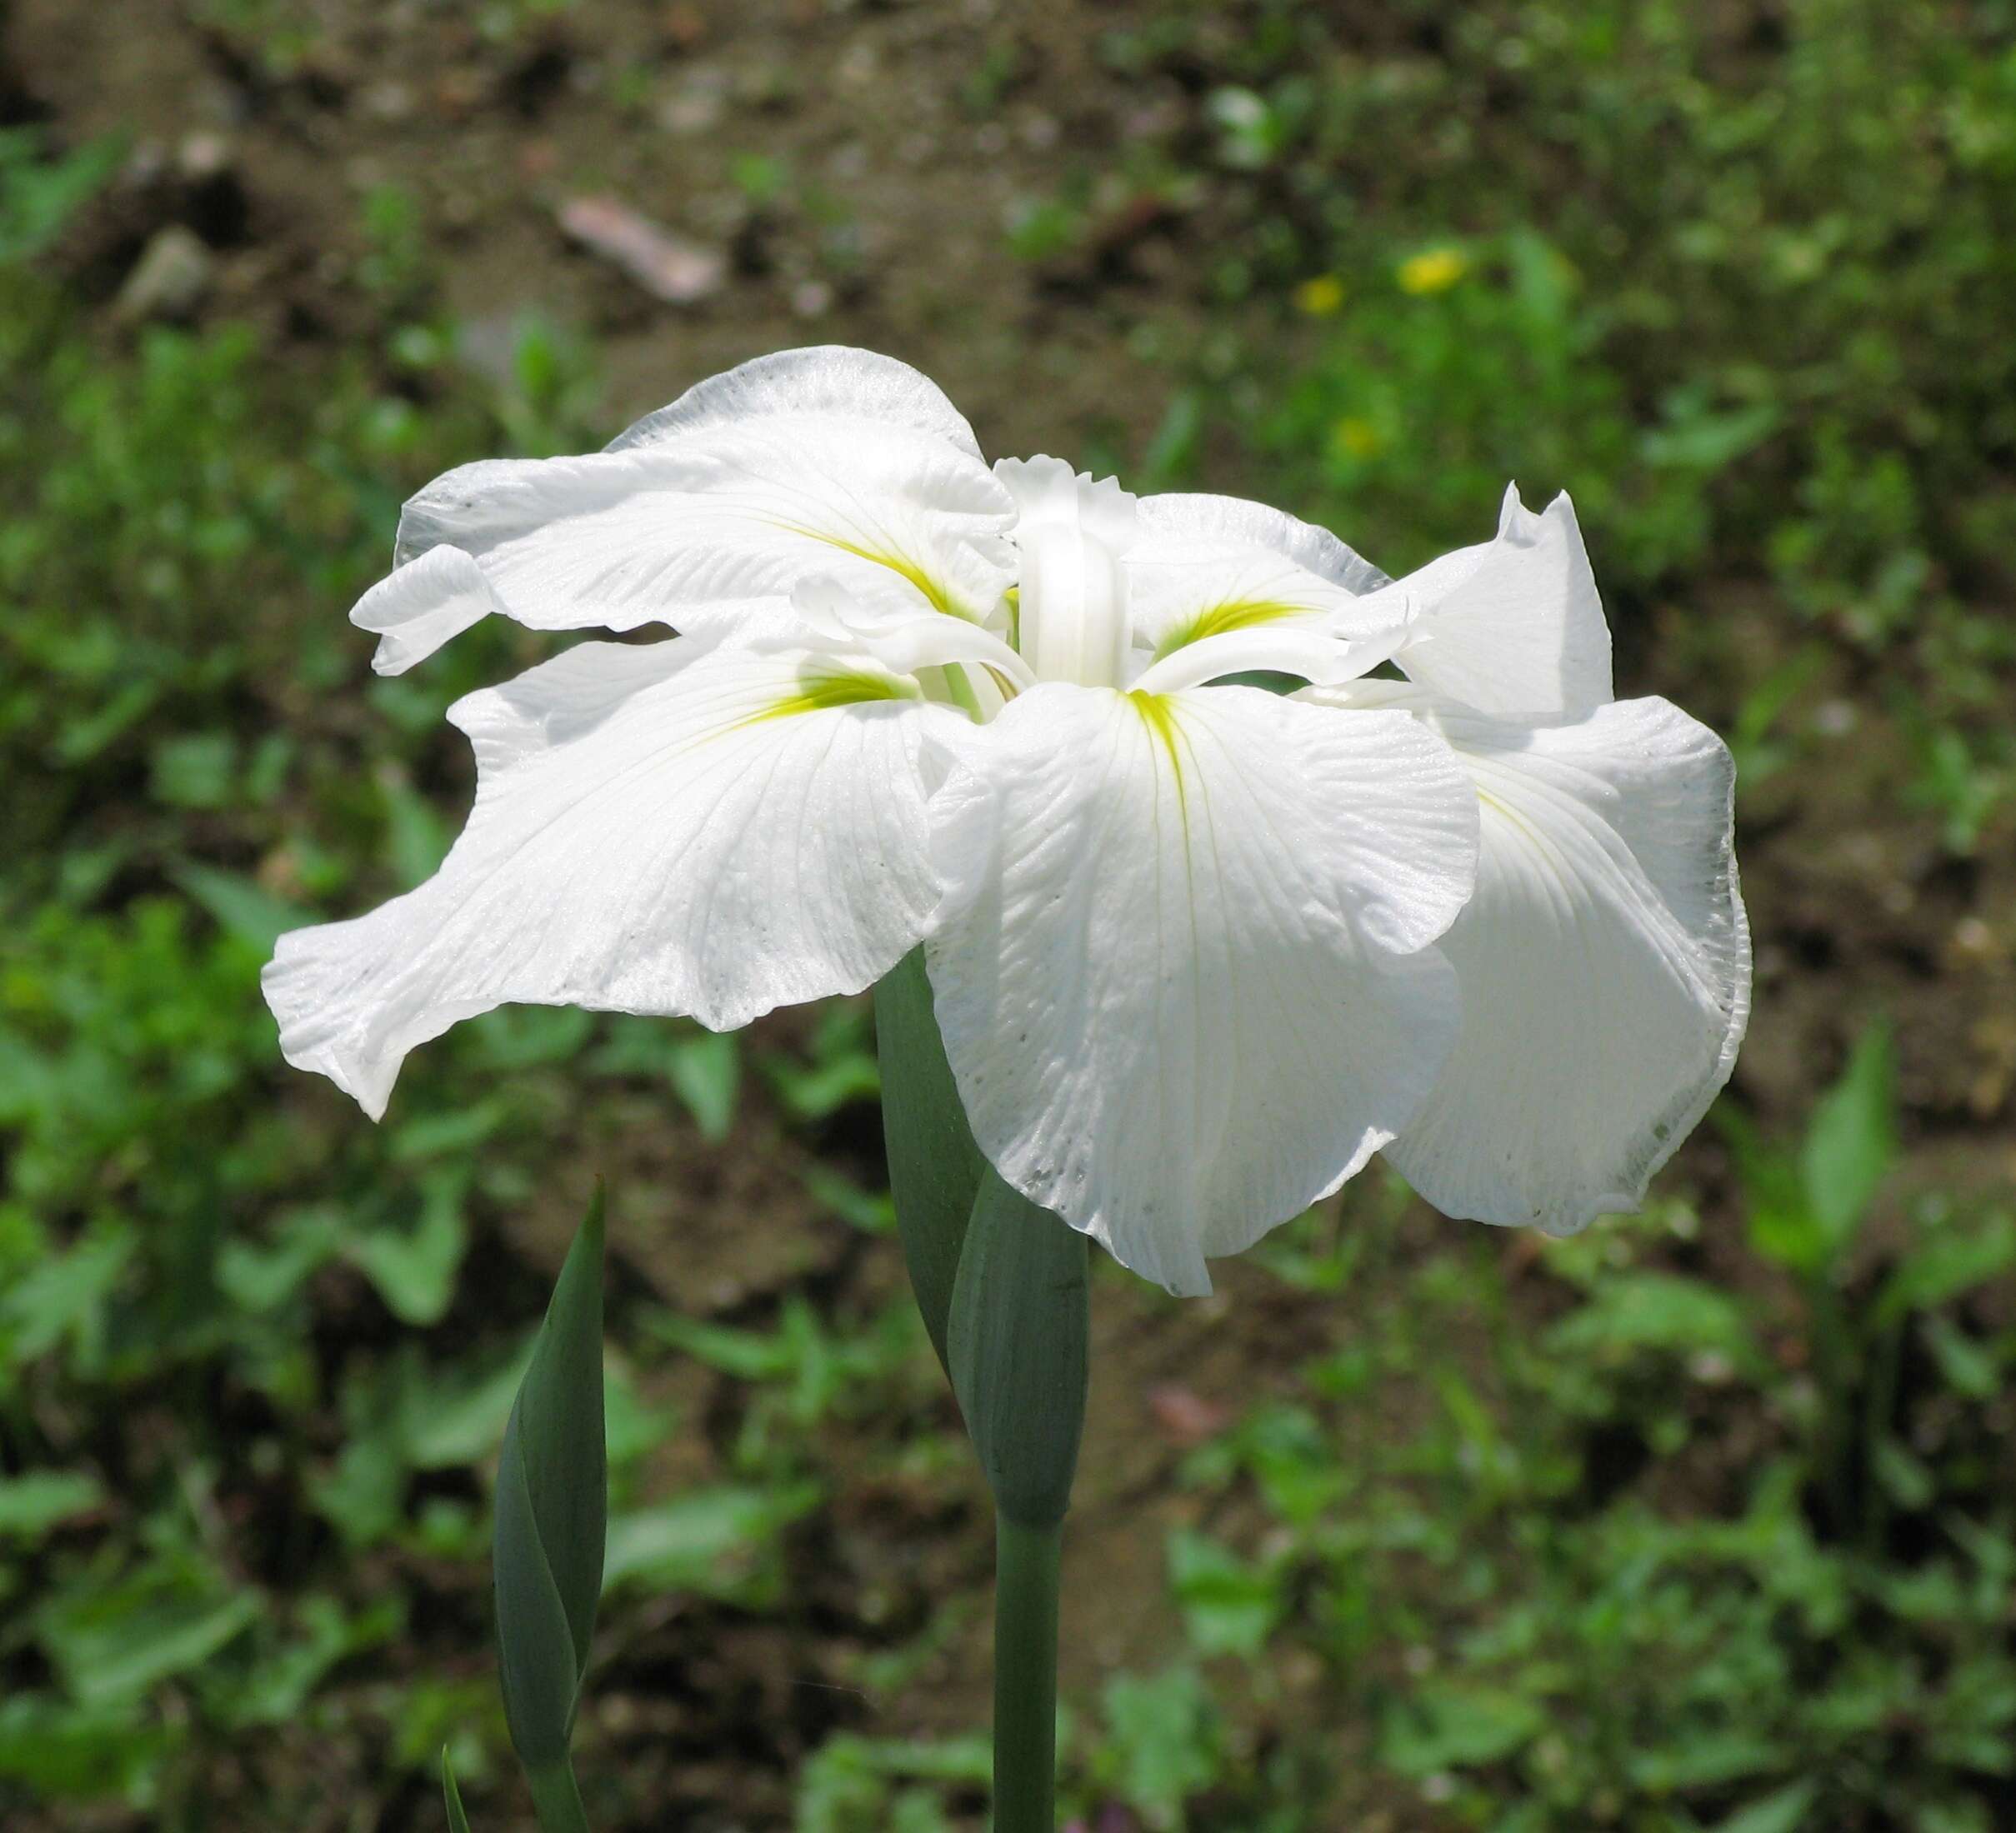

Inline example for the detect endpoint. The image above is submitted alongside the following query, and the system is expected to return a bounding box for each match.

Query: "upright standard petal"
[263,641,972,1118]
[995,456,1138,688]
[1375,694,1750,1231]
[353,347,1017,673]
[1136,492,1391,598]
[924,683,1477,1296]
[1391,484,1613,718]
[606,344,988,459]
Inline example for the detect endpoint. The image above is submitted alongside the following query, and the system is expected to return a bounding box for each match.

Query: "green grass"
[3,2,2016,1824]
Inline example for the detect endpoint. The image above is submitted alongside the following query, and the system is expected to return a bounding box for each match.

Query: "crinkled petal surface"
[353,347,1017,673]
[263,639,972,1117]
[1377,693,1751,1229]
[923,682,1478,1296]
[1393,484,1612,717]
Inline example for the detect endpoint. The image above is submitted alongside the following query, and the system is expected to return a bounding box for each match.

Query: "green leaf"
[873,949,987,1373]
[226,1596,397,1728]
[0,1470,103,1538]
[1543,1272,1761,1370]
[149,732,237,810]
[527,1763,590,1832]
[443,1749,473,1833]
[42,1583,263,1709]
[1167,1530,1283,1659]
[3,1225,135,1366]
[798,1732,990,1833]
[668,1031,740,1142]
[407,1351,536,1470]
[1872,1436,1935,1511]
[602,1481,821,1601]
[494,1185,607,1773]
[1713,1780,1818,1833]
[947,1171,1088,1529]
[0,129,123,262]
[802,1164,895,1235]
[1378,1681,1545,1776]
[0,1695,164,1799]
[1922,1314,2000,1400]
[217,1206,343,1311]
[383,772,451,888]
[493,1444,580,1771]
[1101,1666,1218,1824]
[1799,1021,1896,1258]
[1720,1106,1823,1275]
[1876,1209,2016,1325]
[346,1171,470,1326]
[172,862,308,951]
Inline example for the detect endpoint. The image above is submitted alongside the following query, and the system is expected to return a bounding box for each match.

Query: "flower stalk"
[946,1178,1086,1827]
[992,1514,1063,1833]
[879,955,1088,1828]
[525,1765,590,1833]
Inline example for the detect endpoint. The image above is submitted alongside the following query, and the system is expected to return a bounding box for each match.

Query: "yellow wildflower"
[1293,274,1346,317]
[1332,417,1384,459]
[1398,247,1467,295]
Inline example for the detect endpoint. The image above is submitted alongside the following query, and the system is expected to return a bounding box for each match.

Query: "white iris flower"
[263,347,1749,1296]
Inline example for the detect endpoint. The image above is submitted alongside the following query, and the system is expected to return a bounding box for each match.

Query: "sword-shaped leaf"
[874,948,988,1373]
[494,1183,606,1811]
[947,1171,1089,1530]
[443,1751,472,1833]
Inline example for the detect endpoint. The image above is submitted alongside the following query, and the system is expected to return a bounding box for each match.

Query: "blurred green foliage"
[1106,0,2016,636]
[3,0,2014,1826]
[1147,1035,2016,1831]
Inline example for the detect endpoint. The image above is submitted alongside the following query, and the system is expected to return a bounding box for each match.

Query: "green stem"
[993,1513,1062,1833]
[528,1760,589,1833]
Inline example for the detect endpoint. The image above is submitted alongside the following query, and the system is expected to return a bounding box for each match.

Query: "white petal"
[1125,497,1400,672]
[925,683,1477,1296]
[789,577,1034,692]
[608,344,987,458]
[350,547,510,677]
[1392,484,1613,717]
[1380,696,1750,1229]
[996,455,1139,550]
[263,641,972,1117]
[1136,492,1390,597]
[1128,607,1414,696]
[358,347,1015,673]
[1124,541,1360,658]
[996,456,1138,689]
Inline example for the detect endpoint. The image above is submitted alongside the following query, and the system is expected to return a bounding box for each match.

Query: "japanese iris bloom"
[263,348,1749,1295]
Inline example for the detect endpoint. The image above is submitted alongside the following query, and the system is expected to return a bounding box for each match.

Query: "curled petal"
[263,641,973,1117]
[1392,484,1613,718]
[356,347,1016,673]
[1377,694,1751,1229]
[924,683,1478,1296]
[351,547,511,679]
[1135,492,1390,597]
[790,577,1035,692]
[1128,606,1413,695]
